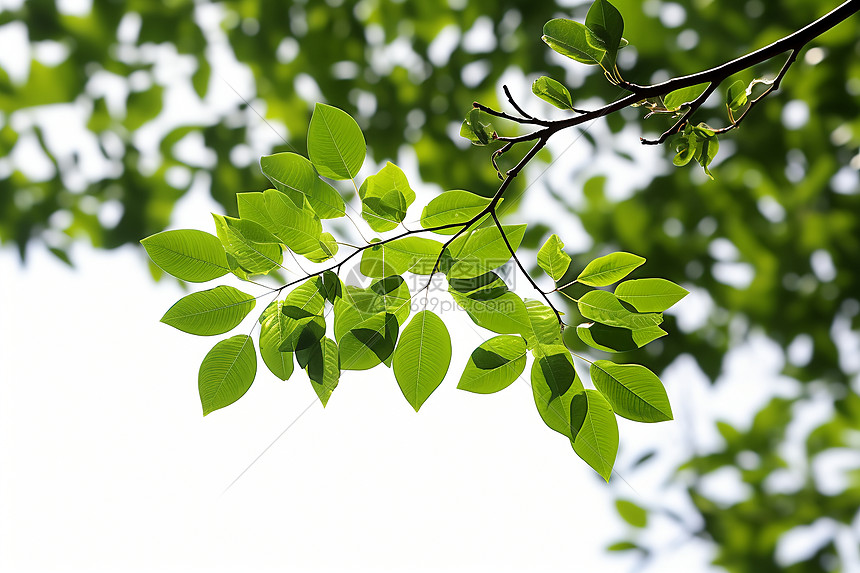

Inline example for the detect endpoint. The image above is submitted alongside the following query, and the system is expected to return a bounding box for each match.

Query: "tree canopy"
[3,0,859,570]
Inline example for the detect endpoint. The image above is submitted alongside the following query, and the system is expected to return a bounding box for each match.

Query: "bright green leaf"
[531,345,583,438]
[258,300,296,381]
[263,189,323,255]
[199,335,257,416]
[591,360,673,422]
[542,19,606,66]
[445,224,527,279]
[161,285,255,336]
[212,214,282,278]
[360,236,443,277]
[614,278,689,312]
[577,251,645,286]
[532,76,576,111]
[306,337,340,406]
[571,389,619,481]
[585,0,624,53]
[457,335,527,394]
[359,162,416,232]
[663,83,708,111]
[392,311,452,411]
[578,290,663,332]
[141,229,229,283]
[420,190,491,235]
[307,103,365,180]
[537,233,572,281]
[460,108,494,146]
[304,232,339,263]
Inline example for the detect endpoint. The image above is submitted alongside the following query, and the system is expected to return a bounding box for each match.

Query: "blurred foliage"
[2,0,859,570]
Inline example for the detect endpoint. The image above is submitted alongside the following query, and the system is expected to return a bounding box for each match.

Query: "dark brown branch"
[713,49,800,135]
[491,210,565,330]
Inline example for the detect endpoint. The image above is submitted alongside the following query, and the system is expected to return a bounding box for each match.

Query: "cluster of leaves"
[143,104,688,480]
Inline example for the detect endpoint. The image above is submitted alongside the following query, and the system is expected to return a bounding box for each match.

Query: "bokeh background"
[2,0,859,571]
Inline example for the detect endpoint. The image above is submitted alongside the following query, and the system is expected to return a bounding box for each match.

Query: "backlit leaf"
[199,335,257,416]
[571,389,618,481]
[590,360,673,422]
[392,311,452,411]
[614,278,689,312]
[307,103,366,180]
[577,251,645,286]
[537,233,572,281]
[161,285,255,336]
[141,229,229,283]
[457,335,527,394]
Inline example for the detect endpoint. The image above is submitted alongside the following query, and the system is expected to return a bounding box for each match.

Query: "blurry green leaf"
[591,360,673,422]
[392,311,452,411]
[577,251,645,286]
[615,500,648,527]
[161,285,255,336]
[457,335,527,394]
[141,229,229,283]
[199,335,256,416]
[307,103,365,180]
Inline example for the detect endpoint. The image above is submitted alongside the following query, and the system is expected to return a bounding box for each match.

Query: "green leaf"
[532,76,576,111]
[576,321,666,352]
[199,335,257,416]
[537,234,572,281]
[307,103,366,180]
[161,285,255,336]
[334,277,412,347]
[725,80,748,114]
[578,290,663,331]
[614,278,688,312]
[263,189,323,255]
[585,0,624,53]
[141,229,229,283]
[524,299,563,352]
[276,281,326,353]
[530,345,583,438]
[607,541,641,552]
[304,232,339,263]
[360,236,444,277]
[673,134,697,167]
[616,500,648,528]
[460,108,494,146]
[695,126,720,180]
[317,270,343,304]
[420,190,491,235]
[392,311,452,411]
[577,251,645,286]
[258,300,296,381]
[457,335,527,394]
[212,214,282,278]
[260,152,316,201]
[445,224,527,279]
[260,152,346,219]
[339,312,400,370]
[542,19,605,66]
[591,360,673,422]
[306,337,340,407]
[450,287,532,337]
[663,83,708,111]
[358,162,416,232]
[570,389,618,481]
